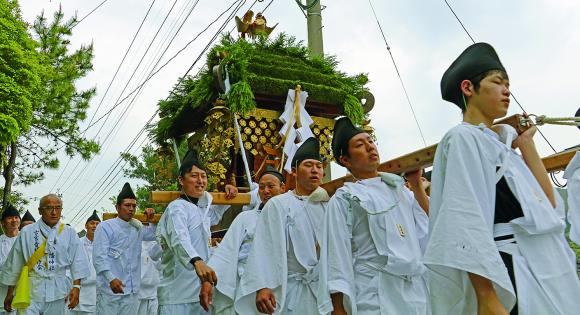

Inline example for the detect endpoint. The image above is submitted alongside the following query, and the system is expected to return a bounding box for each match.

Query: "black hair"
[461,69,509,113]
[179,160,206,177]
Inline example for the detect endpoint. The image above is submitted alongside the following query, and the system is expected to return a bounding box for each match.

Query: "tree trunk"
[2,141,17,210]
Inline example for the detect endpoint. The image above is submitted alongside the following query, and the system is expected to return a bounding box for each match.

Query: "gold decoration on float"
[238,108,336,162]
[188,99,235,190]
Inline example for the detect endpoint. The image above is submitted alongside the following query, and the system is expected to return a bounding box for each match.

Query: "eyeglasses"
[41,206,62,212]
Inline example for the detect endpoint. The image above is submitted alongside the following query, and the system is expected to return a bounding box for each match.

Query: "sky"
[9,0,580,229]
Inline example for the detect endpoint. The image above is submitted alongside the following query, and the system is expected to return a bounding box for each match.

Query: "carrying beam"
[321,145,578,197]
[102,192,251,223]
[149,192,251,205]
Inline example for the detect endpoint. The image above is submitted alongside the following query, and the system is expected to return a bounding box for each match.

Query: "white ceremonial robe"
[67,236,97,314]
[155,192,230,314]
[235,188,328,315]
[93,218,156,315]
[0,220,90,315]
[207,206,261,315]
[318,174,430,315]
[425,123,580,315]
[564,151,580,244]
[0,234,17,315]
[137,241,161,315]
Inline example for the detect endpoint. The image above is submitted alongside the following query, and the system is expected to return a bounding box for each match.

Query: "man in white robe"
[317,117,430,315]
[93,183,156,315]
[67,211,100,315]
[0,204,21,315]
[200,166,286,314]
[155,150,238,315]
[235,137,328,315]
[564,151,580,244]
[426,42,580,315]
[1,194,90,315]
[137,239,161,315]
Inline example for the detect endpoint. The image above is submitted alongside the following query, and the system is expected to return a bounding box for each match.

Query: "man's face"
[340,133,380,175]
[38,196,62,227]
[116,199,137,221]
[1,216,20,233]
[258,174,285,203]
[179,165,208,198]
[468,72,511,120]
[20,220,34,229]
[85,220,100,236]
[293,159,323,192]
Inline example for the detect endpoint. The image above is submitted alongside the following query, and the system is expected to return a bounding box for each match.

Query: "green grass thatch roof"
[152,33,370,145]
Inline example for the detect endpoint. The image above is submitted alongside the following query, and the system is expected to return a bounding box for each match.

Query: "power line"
[68,110,156,222]
[443,0,557,153]
[82,0,245,131]
[442,0,474,43]
[71,0,109,29]
[61,0,186,212]
[53,0,157,190]
[58,0,182,194]
[70,122,153,224]
[68,0,247,224]
[85,0,157,129]
[66,0,202,196]
[95,0,201,156]
[367,0,428,147]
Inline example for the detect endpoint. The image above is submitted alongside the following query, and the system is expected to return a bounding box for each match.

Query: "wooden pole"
[102,192,251,223]
[321,145,578,197]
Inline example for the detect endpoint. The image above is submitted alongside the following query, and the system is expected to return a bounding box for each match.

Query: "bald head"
[39,194,62,208]
[38,194,63,227]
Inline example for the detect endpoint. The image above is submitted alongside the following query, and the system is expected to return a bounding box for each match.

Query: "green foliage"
[343,95,365,125]
[0,115,19,146]
[0,188,29,210]
[0,0,43,152]
[119,143,187,212]
[1,4,100,210]
[10,7,100,185]
[153,32,370,143]
[227,81,256,114]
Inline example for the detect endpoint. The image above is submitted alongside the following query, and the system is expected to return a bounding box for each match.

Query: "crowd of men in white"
[1,42,580,315]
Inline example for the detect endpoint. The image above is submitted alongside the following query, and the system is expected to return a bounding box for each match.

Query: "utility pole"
[306,0,324,56]
[303,0,330,180]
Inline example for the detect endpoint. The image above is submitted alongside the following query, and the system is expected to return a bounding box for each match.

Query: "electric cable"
[67,0,247,224]
[443,0,558,153]
[368,0,428,147]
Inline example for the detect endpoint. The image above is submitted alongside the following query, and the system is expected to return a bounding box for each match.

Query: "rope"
[533,115,580,127]
[368,0,428,147]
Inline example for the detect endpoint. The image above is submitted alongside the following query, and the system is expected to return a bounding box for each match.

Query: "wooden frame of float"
[104,114,577,222]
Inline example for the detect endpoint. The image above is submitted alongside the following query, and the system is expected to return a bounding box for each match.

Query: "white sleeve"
[209,205,231,226]
[68,229,91,281]
[0,233,26,286]
[568,171,580,244]
[317,191,356,314]
[93,223,112,276]
[163,206,200,268]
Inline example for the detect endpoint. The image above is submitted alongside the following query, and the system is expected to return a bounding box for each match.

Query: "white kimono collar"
[115,217,142,230]
[197,191,213,208]
[461,122,502,140]
[38,219,62,254]
[291,186,329,203]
